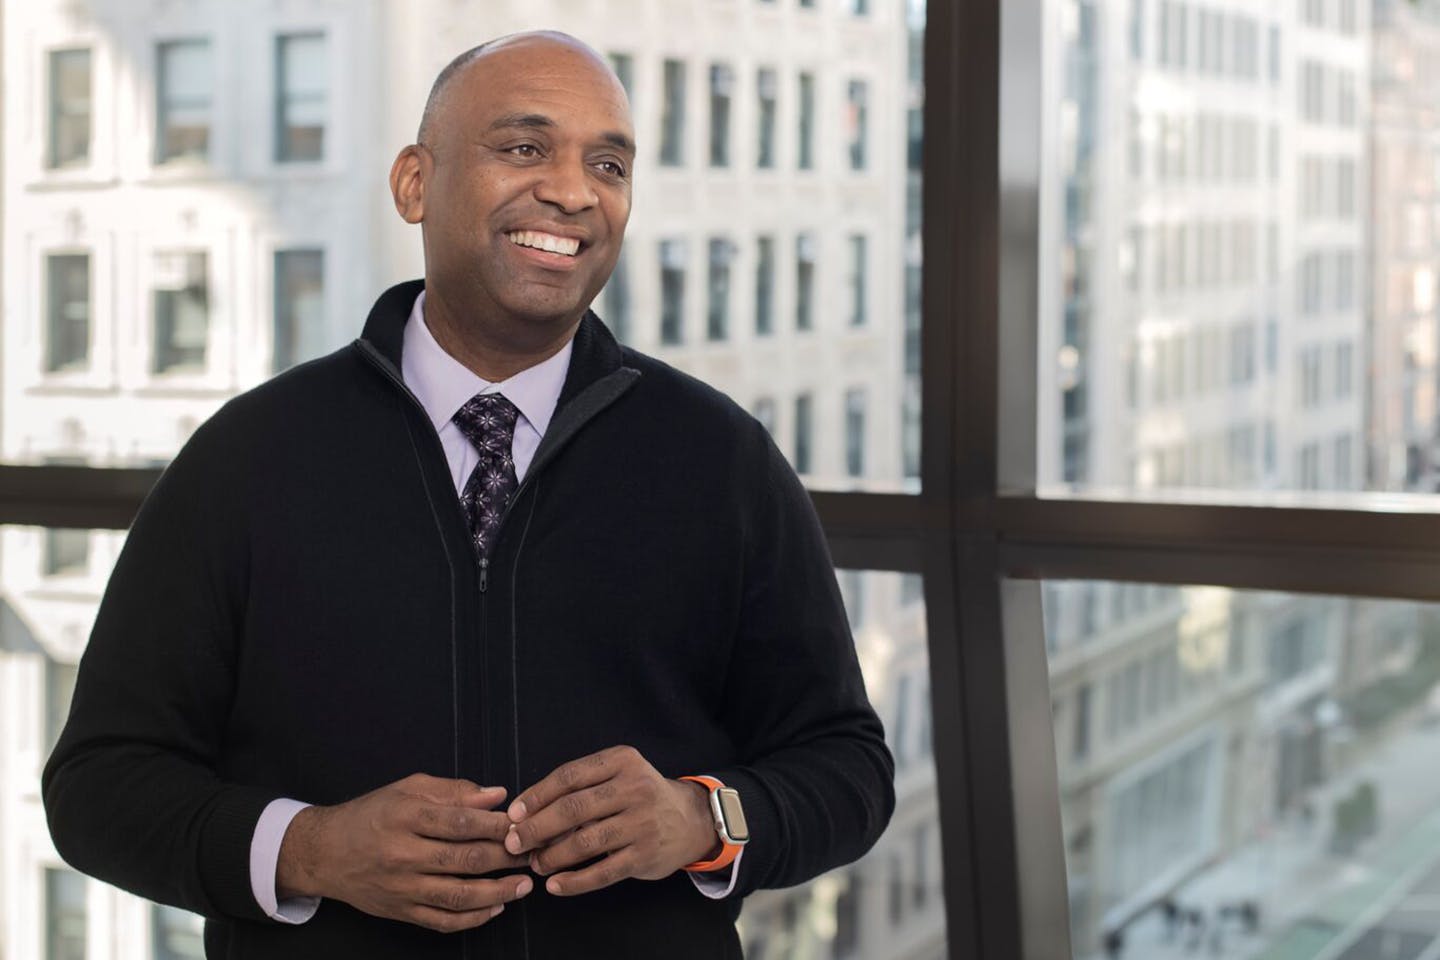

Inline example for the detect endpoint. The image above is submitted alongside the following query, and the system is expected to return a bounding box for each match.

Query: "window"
[755,235,776,336]
[47,49,91,169]
[151,252,209,374]
[833,875,863,958]
[794,392,813,474]
[659,239,686,345]
[707,238,734,341]
[44,529,89,577]
[796,232,816,331]
[848,235,868,327]
[660,59,686,167]
[602,250,631,344]
[798,72,816,171]
[753,397,776,436]
[275,33,326,162]
[45,868,86,960]
[156,39,212,162]
[709,63,733,168]
[45,254,90,373]
[1300,345,1323,408]
[1335,339,1354,399]
[608,52,634,101]
[273,249,325,374]
[152,904,204,960]
[46,659,79,755]
[1334,433,1353,489]
[1335,248,1356,311]
[1073,682,1092,760]
[1129,0,1144,60]
[845,387,866,478]
[847,80,869,171]
[756,68,778,169]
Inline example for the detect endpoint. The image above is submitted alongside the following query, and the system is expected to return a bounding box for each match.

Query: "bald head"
[417,31,626,147]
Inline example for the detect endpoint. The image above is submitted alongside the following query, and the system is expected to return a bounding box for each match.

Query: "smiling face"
[392,35,635,351]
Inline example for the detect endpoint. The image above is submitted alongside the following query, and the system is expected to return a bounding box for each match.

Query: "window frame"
[15,4,1440,959]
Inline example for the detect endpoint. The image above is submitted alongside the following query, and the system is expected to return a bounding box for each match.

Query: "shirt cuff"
[250,798,321,924]
[687,847,743,899]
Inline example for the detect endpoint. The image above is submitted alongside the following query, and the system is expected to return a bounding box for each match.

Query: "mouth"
[505,229,582,258]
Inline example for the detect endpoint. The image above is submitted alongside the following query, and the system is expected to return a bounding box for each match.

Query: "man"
[43,31,893,959]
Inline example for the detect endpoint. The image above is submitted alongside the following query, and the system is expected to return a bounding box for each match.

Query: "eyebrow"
[487,112,636,155]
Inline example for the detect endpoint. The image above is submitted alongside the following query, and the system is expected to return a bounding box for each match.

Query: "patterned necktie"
[452,393,521,558]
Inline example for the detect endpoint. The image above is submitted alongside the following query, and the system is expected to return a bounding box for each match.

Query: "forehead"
[453,42,633,136]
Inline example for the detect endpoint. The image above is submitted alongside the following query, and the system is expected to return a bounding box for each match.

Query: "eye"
[507,143,542,158]
[596,159,628,178]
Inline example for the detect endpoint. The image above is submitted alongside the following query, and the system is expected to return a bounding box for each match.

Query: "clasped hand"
[280,747,717,933]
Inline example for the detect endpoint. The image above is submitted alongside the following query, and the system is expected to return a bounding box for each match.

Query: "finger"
[529,815,630,875]
[408,904,505,934]
[407,801,513,842]
[416,839,530,876]
[545,849,637,897]
[404,776,508,809]
[506,780,629,853]
[415,874,533,915]
[510,746,638,824]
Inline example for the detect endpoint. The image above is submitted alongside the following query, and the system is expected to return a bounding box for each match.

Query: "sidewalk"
[1092,716,1440,960]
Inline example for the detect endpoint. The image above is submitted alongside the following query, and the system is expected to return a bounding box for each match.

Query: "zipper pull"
[479,556,489,593]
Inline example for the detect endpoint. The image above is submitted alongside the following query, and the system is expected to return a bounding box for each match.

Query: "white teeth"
[507,230,580,256]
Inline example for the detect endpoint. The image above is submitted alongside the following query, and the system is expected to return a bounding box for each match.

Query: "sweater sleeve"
[709,425,896,896]
[41,418,279,923]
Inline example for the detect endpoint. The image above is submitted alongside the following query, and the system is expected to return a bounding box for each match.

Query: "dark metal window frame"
[10,2,1439,956]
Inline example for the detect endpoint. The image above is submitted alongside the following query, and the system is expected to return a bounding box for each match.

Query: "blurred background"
[5,0,1440,958]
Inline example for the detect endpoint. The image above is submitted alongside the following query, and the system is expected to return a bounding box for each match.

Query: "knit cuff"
[198,786,286,923]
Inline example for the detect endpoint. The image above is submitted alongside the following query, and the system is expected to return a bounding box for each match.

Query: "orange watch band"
[680,775,743,872]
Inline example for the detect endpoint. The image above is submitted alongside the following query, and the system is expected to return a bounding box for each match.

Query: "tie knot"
[452,393,520,454]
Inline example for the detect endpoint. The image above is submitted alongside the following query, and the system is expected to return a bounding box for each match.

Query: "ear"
[390,145,429,224]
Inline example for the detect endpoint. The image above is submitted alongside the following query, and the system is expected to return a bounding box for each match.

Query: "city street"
[1094,712,1440,960]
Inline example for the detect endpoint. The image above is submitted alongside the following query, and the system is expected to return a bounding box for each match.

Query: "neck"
[423,288,579,382]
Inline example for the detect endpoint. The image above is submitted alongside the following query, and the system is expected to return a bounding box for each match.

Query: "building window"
[798,72,815,171]
[756,68,777,169]
[152,252,209,374]
[845,388,866,478]
[45,868,86,960]
[275,33,326,162]
[47,48,92,169]
[659,239,686,345]
[45,254,90,373]
[602,250,631,344]
[753,397,776,435]
[152,904,204,960]
[796,232,816,331]
[1299,443,1321,489]
[1335,433,1353,489]
[273,249,325,374]
[156,39,212,163]
[1335,339,1354,399]
[794,392,813,474]
[833,874,863,958]
[660,59,686,167]
[43,529,89,578]
[707,238,734,341]
[46,659,79,754]
[848,234,868,327]
[849,0,870,13]
[755,235,775,336]
[709,64,732,168]
[847,79,869,171]
[1300,345,1322,408]
[1073,682,1092,760]
[608,52,634,101]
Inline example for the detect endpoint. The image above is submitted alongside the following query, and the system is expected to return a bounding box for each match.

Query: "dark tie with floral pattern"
[452,393,520,558]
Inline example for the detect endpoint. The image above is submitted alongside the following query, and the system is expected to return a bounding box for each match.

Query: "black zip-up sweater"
[42,280,895,959]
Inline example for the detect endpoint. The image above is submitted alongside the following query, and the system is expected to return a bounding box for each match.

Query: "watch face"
[717,787,749,843]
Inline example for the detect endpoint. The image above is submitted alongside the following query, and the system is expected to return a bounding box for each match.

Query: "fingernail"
[491,904,505,918]
[509,800,527,821]
[547,878,562,895]
[530,854,541,874]
[505,832,523,854]
[516,877,533,897]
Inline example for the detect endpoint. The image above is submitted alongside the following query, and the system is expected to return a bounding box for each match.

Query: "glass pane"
[151,904,205,960]
[1038,0,1440,503]
[45,868,86,960]
[48,49,91,168]
[276,34,326,162]
[44,254,90,373]
[157,40,212,162]
[1041,580,1440,959]
[273,249,326,373]
[738,570,946,960]
[152,252,209,374]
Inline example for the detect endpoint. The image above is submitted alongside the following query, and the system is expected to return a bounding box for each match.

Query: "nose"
[534,153,599,215]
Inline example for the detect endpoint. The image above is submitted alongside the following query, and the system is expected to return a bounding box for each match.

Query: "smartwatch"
[679,775,749,872]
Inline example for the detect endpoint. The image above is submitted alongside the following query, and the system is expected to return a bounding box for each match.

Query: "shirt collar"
[400,289,573,437]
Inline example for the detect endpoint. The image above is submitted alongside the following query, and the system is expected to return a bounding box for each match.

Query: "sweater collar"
[358,279,627,413]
